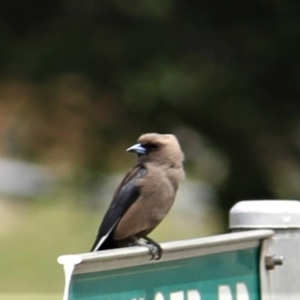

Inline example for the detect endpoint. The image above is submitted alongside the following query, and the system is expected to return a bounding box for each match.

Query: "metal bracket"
[265,255,284,270]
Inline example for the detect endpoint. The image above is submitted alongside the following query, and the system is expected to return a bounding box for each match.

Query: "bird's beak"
[126,143,147,155]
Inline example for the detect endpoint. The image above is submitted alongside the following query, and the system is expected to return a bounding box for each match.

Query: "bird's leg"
[142,236,162,260]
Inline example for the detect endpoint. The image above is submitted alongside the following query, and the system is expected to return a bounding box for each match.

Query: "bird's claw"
[146,243,162,260]
[133,237,162,260]
[144,237,162,260]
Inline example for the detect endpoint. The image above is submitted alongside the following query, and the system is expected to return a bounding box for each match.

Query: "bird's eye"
[144,143,159,151]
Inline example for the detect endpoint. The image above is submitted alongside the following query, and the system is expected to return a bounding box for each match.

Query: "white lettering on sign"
[154,289,201,300]
[218,283,250,300]
[170,291,184,300]
[138,282,249,300]
[236,283,250,300]
[154,292,165,300]
[187,290,201,300]
[218,285,233,300]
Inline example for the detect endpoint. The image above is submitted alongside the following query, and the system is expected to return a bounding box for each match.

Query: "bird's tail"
[90,220,119,251]
[91,235,117,251]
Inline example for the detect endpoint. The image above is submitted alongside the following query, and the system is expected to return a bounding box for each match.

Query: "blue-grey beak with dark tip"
[126,143,147,155]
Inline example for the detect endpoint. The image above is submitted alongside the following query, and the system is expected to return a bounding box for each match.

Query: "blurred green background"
[0,0,299,298]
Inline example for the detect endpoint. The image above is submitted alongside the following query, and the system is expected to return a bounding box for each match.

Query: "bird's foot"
[137,237,162,260]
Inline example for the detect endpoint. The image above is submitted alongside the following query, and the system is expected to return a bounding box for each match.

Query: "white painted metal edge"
[58,229,274,275]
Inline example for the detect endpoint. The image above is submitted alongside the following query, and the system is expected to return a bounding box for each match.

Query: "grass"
[0,196,222,295]
[0,294,61,300]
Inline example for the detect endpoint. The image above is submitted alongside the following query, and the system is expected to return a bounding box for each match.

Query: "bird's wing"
[91,165,147,251]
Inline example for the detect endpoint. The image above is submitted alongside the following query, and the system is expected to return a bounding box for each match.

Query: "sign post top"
[230,200,300,229]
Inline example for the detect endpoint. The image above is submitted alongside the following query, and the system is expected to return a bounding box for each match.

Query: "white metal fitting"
[230,200,300,229]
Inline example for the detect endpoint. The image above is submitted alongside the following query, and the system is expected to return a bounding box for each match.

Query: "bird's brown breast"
[113,164,181,241]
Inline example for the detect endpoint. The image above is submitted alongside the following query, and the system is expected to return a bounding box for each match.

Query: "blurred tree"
[0,0,299,217]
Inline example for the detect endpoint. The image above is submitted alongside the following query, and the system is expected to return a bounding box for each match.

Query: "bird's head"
[126,133,184,167]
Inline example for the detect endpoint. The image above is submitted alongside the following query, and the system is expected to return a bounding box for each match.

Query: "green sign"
[68,247,260,300]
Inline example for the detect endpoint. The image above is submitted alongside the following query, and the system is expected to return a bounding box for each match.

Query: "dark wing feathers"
[91,165,147,251]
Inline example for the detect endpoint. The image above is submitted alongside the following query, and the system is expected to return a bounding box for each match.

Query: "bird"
[90,133,185,259]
